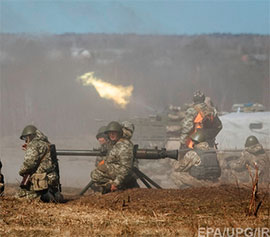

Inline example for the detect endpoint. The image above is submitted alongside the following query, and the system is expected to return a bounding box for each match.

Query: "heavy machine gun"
[56,145,178,161]
[54,145,178,195]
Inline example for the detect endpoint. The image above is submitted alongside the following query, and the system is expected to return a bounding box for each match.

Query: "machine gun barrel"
[56,146,178,160]
[56,150,106,157]
[134,145,178,160]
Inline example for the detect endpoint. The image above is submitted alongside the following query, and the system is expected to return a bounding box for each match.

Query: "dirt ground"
[1,184,270,237]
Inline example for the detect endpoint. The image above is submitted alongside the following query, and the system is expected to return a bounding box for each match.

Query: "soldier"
[94,126,112,167]
[172,130,221,189]
[121,121,135,141]
[229,136,269,184]
[0,160,4,196]
[16,125,63,202]
[121,121,140,189]
[90,121,134,193]
[179,91,222,151]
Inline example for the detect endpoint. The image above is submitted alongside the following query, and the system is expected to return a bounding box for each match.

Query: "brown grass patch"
[1,184,269,236]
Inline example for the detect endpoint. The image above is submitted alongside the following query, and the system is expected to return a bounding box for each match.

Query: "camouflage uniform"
[91,137,134,190]
[95,141,113,167]
[179,102,222,148]
[16,130,60,200]
[121,123,140,189]
[0,161,4,196]
[171,142,220,189]
[229,143,269,184]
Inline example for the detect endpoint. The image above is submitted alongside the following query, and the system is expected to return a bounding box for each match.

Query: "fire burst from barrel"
[78,72,133,109]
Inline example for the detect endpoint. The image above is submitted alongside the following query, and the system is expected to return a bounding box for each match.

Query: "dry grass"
[1,184,269,236]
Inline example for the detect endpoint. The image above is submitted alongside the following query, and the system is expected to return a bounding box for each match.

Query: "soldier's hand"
[110,184,117,192]
[22,143,27,151]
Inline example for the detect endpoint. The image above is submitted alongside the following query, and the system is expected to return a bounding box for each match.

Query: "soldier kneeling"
[16,125,63,203]
[90,121,136,194]
[172,130,221,189]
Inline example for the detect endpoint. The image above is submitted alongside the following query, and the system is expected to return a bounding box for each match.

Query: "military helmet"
[190,129,206,143]
[245,135,259,147]
[193,90,205,103]
[20,125,37,140]
[106,121,123,136]
[121,121,135,133]
[96,126,108,139]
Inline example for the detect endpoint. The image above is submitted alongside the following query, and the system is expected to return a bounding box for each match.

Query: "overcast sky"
[0,0,269,35]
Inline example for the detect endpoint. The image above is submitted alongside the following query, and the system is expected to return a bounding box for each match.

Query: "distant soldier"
[94,126,112,167]
[179,91,222,151]
[16,125,63,202]
[0,160,4,196]
[172,130,221,189]
[90,121,134,193]
[229,136,269,184]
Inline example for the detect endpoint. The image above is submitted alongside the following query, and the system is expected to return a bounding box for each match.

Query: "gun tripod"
[79,167,162,196]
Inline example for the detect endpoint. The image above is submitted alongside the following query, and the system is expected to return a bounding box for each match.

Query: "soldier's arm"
[19,144,47,176]
[113,143,133,187]
[179,108,197,144]
[229,153,247,172]
[174,150,200,172]
[254,155,268,176]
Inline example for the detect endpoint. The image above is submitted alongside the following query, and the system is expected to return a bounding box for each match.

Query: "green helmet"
[96,126,108,139]
[193,90,205,104]
[106,121,123,136]
[20,125,37,140]
[245,136,259,147]
[190,129,206,143]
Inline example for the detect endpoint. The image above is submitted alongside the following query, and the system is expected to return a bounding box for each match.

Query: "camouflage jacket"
[19,130,57,178]
[179,102,221,146]
[174,142,209,172]
[122,127,139,169]
[104,138,134,187]
[230,143,269,181]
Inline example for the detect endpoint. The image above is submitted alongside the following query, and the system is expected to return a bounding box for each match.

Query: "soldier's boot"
[54,191,64,203]
[40,189,56,203]
[102,183,112,194]
[90,182,105,193]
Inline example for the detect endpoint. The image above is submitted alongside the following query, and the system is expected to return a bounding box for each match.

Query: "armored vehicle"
[122,105,184,149]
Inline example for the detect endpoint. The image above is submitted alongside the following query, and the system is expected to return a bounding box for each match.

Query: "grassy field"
[1,184,269,236]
